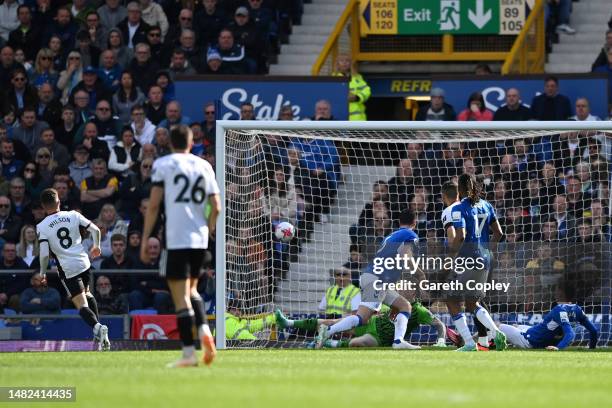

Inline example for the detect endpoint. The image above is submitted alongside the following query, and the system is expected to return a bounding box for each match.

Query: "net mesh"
[222,126,612,348]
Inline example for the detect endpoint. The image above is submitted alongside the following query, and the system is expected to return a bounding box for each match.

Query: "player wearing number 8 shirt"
[36,188,110,351]
[140,125,221,368]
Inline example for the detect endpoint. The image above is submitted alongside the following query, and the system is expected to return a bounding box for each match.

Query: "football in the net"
[274,222,296,242]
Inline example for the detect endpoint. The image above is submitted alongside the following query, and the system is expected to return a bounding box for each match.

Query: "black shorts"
[59,268,91,298]
[160,249,208,280]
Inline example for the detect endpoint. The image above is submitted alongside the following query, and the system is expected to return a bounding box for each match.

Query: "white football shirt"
[441,201,459,230]
[37,210,92,278]
[151,153,220,250]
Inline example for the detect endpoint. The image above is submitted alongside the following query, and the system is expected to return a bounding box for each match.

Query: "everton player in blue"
[500,304,598,350]
[447,174,506,351]
[316,210,422,350]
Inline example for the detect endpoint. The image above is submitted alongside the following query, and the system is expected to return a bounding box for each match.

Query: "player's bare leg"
[447,299,477,351]
[347,334,379,348]
[72,291,109,351]
[389,296,420,350]
[190,277,215,365]
[167,278,198,367]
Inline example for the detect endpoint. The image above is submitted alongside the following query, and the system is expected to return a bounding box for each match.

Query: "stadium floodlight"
[215,120,612,350]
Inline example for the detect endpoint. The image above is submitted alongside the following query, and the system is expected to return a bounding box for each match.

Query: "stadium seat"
[3,309,17,316]
[61,309,80,315]
[129,309,158,316]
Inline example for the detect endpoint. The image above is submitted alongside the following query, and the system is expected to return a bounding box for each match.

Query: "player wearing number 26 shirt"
[37,188,110,351]
[141,125,221,368]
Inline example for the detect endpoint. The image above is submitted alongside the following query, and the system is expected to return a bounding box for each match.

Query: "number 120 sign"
[360,0,528,36]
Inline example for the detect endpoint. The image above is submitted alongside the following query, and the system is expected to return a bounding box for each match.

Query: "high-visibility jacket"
[324,284,360,315]
[333,72,371,121]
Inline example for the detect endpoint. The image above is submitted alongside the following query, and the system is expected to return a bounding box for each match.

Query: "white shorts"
[499,324,532,349]
[358,273,401,311]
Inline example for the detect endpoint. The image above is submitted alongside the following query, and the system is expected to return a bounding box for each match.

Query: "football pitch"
[1,349,611,408]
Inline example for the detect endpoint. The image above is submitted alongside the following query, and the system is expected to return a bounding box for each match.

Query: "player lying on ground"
[37,188,110,351]
[316,210,424,350]
[446,174,507,352]
[499,303,598,350]
[441,181,496,351]
[224,301,277,340]
[276,302,457,348]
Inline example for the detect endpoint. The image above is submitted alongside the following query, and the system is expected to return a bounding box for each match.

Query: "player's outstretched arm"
[38,240,50,280]
[141,186,163,263]
[555,323,576,350]
[87,223,101,258]
[579,315,599,349]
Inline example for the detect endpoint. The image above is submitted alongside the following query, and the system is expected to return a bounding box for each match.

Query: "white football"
[274,222,296,242]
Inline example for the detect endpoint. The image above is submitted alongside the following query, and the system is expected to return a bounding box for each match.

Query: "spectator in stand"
[153,127,170,156]
[80,157,119,219]
[128,236,172,313]
[240,102,255,120]
[36,84,62,131]
[141,143,156,161]
[319,266,360,318]
[55,105,78,149]
[553,130,588,173]
[202,102,216,145]
[474,63,492,75]
[98,0,127,33]
[106,28,133,69]
[168,48,197,80]
[129,42,160,92]
[530,76,571,120]
[94,274,129,314]
[72,89,91,126]
[139,0,168,41]
[525,178,544,219]
[117,158,153,220]
[82,100,123,150]
[210,28,247,75]
[34,147,56,186]
[85,11,108,51]
[16,224,38,267]
[98,50,122,93]
[0,45,22,88]
[100,234,135,294]
[1,138,24,181]
[333,54,371,121]
[75,29,101,69]
[230,6,265,74]
[513,138,536,175]
[43,7,79,52]
[415,87,456,121]
[69,65,112,113]
[165,8,194,51]
[2,68,38,115]
[47,35,65,73]
[19,272,60,314]
[278,104,293,121]
[143,85,165,126]
[493,88,532,121]
[8,5,41,62]
[0,0,19,43]
[13,108,49,154]
[30,49,59,90]
[53,179,79,212]
[189,122,206,157]
[118,2,151,49]
[593,48,612,105]
[312,99,334,120]
[53,166,82,207]
[96,203,129,238]
[0,196,21,242]
[12,48,30,72]
[35,128,70,168]
[550,194,576,240]
[175,29,202,73]
[0,241,30,311]
[69,0,95,25]
[570,97,601,121]
[130,105,155,146]
[195,0,227,46]
[387,159,415,222]
[108,126,142,179]
[22,161,46,200]
[457,91,493,121]
[68,144,92,187]
[57,51,84,105]
[145,25,165,65]
[592,29,612,70]
[565,175,588,219]
[548,0,576,35]
[113,71,146,125]
[158,100,190,128]
[203,49,230,74]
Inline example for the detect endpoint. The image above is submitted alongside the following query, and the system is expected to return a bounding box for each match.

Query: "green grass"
[1,349,611,408]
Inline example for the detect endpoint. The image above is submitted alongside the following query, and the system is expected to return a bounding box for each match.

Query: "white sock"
[453,313,475,346]
[198,324,212,339]
[394,312,410,342]
[478,336,489,347]
[328,315,360,336]
[475,307,499,333]
[182,345,195,358]
[328,340,339,348]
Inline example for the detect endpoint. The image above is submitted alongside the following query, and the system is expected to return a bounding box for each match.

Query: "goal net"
[215,121,612,349]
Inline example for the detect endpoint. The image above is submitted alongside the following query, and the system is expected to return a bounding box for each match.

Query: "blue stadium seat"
[61,309,80,315]
[3,308,16,316]
[129,309,158,316]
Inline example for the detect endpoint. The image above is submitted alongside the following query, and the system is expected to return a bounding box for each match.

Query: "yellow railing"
[311,0,358,76]
[502,0,546,74]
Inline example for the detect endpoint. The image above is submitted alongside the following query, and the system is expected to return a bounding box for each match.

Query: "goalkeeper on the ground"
[225,309,277,340]
[275,302,449,348]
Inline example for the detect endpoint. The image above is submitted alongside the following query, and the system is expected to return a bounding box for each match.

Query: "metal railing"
[501,0,546,74]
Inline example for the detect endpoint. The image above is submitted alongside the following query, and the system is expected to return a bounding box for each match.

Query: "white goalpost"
[215,121,612,350]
